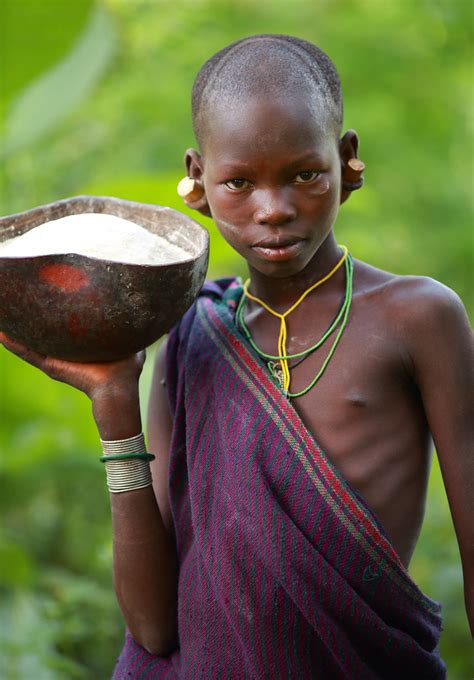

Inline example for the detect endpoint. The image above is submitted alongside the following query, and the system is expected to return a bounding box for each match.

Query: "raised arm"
[108,340,178,655]
[0,333,178,655]
[401,280,474,635]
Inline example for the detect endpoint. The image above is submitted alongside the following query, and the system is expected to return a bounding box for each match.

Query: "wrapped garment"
[112,279,445,680]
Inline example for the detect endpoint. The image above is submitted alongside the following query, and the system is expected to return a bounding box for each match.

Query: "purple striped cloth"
[111,279,446,679]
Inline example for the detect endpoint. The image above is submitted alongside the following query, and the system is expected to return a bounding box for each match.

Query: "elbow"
[142,634,178,657]
[130,622,178,657]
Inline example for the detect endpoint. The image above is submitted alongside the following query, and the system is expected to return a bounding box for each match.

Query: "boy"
[0,35,472,678]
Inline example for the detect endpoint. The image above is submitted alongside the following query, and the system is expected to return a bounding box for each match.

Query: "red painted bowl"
[0,195,209,361]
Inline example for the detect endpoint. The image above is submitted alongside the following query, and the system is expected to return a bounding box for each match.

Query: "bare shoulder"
[353,258,469,330]
[352,259,472,385]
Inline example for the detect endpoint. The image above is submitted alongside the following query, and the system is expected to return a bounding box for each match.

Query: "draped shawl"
[112,279,445,680]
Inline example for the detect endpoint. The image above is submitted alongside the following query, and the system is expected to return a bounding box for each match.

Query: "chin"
[250,257,310,279]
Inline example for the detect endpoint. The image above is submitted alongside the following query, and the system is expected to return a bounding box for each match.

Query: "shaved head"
[192,34,343,149]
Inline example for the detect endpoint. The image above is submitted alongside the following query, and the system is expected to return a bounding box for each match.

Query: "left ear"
[339,130,364,205]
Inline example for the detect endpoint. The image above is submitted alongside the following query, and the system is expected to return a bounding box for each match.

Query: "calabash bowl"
[0,195,209,361]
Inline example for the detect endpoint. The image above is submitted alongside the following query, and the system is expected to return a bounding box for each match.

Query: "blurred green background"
[0,0,472,678]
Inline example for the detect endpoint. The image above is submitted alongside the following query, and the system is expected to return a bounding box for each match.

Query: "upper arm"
[147,338,174,537]
[403,280,474,581]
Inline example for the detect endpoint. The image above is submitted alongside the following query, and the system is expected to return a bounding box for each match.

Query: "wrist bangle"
[100,432,147,454]
[100,433,154,494]
[99,453,155,463]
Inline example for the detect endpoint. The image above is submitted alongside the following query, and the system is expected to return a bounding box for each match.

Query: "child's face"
[199,95,342,279]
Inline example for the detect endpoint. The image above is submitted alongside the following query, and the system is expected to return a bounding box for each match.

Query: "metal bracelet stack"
[100,433,154,494]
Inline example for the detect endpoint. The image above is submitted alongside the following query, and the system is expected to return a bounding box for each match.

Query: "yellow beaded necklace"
[242,246,349,393]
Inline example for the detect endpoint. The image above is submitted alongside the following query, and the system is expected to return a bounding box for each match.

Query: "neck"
[247,233,345,310]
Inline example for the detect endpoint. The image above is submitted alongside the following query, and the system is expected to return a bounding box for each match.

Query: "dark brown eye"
[225,179,251,190]
[295,170,320,183]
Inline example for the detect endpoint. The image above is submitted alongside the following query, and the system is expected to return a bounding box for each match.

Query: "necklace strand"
[262,289,346,379]
[241,246,348,392]
[236,248,353,398]
[236,267,348,361]
[287,257,352,398]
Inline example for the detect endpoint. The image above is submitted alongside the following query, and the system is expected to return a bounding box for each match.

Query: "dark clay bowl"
[0,195,209,361]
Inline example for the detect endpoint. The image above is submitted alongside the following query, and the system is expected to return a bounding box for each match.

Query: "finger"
[0,331,32,356]
[0,331,48,370]
[0,338,88,388]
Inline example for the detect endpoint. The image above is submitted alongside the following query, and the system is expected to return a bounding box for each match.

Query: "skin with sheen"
[0,54,472,657]
[184,92,473,632]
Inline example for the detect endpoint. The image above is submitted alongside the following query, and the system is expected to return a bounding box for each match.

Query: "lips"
[251,236,306,262]
[253,236,303,248]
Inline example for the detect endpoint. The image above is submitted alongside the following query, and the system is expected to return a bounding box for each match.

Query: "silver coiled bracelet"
[100,433,154,494]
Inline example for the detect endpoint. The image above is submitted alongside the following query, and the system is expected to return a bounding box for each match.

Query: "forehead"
[201,94,337,164]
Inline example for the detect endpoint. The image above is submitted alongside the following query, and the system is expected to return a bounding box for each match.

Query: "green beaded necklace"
[236,254,354,398]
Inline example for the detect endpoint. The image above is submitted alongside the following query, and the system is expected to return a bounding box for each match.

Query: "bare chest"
[241,296,432,564]
[244,293,412,427]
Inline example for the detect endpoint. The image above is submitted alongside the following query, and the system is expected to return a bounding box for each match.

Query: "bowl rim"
[0,194,210,265]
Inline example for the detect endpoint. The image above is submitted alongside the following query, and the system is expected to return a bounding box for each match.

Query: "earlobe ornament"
[342,158,365,191]
[177,176,205,203]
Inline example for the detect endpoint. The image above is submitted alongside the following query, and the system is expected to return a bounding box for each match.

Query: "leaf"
[0,0,93,115]
[2,5,117,156]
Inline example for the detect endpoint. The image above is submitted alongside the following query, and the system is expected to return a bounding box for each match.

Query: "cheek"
[214,217,243,240]
[207,189,251,229]
[312,166,340,197]
[311,170,340,206]
[308,175,331,196]
[298,186,338,226]
[214,224,251,260]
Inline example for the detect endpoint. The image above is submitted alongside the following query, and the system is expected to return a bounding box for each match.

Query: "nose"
[253,188,297,226]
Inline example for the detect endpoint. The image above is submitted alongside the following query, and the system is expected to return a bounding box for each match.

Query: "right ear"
[339,130,364,205]
[181,148,212,217]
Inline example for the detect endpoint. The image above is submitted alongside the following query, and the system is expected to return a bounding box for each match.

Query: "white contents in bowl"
[0,213,191,265]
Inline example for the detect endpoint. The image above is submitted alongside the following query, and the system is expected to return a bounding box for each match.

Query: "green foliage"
[0,1,471,678]
[2,6,117,155]
[0,0,93,116]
